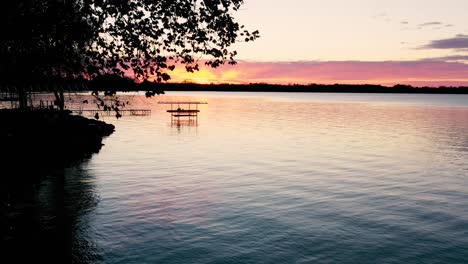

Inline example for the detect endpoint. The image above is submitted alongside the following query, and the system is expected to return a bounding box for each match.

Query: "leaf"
[161,73,171,81]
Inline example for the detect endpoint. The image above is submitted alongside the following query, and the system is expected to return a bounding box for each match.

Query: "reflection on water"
[1,164,101,263]
[171,118,198,128]
[3,92,468,263]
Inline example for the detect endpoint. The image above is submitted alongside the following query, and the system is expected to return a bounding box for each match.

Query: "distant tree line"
[3,74,467,94]
[133,82,468,94]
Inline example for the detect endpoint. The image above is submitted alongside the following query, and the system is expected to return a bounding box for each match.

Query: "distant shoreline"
[3,80,468,95]
[158,83,468,94]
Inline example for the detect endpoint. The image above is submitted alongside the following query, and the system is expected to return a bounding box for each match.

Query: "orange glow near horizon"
[169,68,218,84]
[162,60,468,87]
[168,67,244,85]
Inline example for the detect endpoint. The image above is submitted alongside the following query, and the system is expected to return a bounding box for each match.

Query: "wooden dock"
[71,109,151,116]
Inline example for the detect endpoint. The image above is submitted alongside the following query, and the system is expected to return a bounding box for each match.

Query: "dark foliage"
[0,0,259,86]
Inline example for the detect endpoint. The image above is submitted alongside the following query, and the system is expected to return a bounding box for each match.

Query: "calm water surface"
[39,93,468,263]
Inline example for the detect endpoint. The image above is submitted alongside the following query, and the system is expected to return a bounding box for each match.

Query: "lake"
[12,92,468,263]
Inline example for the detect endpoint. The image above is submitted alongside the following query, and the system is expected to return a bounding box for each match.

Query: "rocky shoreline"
[1,109,114,178]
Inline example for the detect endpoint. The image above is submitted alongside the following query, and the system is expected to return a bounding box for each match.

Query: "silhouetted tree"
[0,0,259,109]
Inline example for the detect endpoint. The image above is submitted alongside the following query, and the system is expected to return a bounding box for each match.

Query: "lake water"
[11,93,468,263]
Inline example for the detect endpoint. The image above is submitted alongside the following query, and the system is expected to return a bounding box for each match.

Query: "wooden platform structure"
[158,101,207,123]
[71,109,151,116]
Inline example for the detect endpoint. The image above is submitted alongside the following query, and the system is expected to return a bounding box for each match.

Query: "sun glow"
[169,68,219,84]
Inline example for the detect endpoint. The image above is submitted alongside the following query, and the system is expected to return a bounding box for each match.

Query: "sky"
[170,0,468,86]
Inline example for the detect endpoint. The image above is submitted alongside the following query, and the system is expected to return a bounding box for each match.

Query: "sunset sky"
[171,0,468,86]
